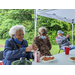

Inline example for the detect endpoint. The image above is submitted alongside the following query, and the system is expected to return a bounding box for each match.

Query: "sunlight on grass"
[0,39,6,51]
[0,39,64,55]
[50,45,63,55]
[0,39,6,45]
[0,48,4,51]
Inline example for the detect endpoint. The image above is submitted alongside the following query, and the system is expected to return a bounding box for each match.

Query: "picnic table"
[32,49,75,65]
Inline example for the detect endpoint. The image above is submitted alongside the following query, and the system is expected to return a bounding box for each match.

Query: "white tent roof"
[36,9,75,23]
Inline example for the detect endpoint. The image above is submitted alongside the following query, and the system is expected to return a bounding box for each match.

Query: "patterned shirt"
[33,36,52,56]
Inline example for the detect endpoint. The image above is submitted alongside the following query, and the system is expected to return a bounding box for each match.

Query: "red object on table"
[37,53,39,62]
[65,47,70,55]
[0,61,3,65]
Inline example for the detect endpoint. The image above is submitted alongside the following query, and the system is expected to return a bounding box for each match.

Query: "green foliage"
[22,20,34,32]
[0,9,34,39]
[0,9,74,45]
[37,16,72,31]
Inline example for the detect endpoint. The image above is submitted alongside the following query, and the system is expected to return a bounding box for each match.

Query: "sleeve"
[33,37,40,47]
[67,37,70,41]
[56,36,68,44]
[3,40,28,60]
[46,36,51,50]
[33,37,36,44]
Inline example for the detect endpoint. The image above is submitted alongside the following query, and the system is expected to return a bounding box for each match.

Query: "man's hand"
[66,34,69,38]
[45,35,49,40]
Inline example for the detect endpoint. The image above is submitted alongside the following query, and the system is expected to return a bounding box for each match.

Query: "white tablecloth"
[32,49,75,65]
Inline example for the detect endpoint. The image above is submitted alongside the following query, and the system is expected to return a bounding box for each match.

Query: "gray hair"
[38,26,47,34]
[9,25,25,37]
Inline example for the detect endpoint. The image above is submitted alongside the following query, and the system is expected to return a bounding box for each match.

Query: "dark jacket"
[2,38,28,65]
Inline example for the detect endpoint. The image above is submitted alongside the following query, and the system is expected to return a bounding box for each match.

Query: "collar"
[58,35,63,37]
[12,37,23,44]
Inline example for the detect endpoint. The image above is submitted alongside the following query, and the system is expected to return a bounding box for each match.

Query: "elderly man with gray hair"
[56,30,75,51]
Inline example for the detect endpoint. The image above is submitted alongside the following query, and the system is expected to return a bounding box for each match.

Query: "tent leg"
[72,23,73,45]
[34,9,37,37]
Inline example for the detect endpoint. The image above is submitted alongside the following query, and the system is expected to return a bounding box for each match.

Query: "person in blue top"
[2,25,37,65]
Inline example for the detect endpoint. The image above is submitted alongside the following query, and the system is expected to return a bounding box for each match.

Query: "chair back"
[56,36,63,53]
[56,36,60,44]
[0,51,3,60]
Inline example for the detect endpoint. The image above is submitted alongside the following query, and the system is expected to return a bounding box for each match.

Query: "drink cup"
[0,61,3,65]
[65,47,70,55]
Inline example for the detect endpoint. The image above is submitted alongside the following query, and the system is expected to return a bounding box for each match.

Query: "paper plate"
[40,56,56,63]
[69,57,75,63]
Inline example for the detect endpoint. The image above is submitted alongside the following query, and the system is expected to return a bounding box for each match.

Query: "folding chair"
[56,36,70,54]
[58,45,64,54]
[0,51,3,60]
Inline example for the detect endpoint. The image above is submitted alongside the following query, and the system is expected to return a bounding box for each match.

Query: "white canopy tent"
[34,9,75,45]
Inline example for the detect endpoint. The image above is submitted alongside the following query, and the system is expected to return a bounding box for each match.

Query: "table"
[32,49,75,65]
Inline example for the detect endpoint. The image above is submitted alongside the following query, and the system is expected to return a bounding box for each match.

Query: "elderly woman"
[33,26,52,57]
[2,25,37,65]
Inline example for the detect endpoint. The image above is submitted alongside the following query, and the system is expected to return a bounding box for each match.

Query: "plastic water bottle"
[34,50,40,62]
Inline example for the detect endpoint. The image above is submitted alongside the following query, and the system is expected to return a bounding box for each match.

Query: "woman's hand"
[25,44,38,52]
[32,44,37,50]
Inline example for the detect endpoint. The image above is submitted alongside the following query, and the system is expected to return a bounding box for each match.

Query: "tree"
[37,16,72,31]
[0,9,34,39]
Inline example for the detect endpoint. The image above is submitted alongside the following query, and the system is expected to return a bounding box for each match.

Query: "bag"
[11,57,32,65]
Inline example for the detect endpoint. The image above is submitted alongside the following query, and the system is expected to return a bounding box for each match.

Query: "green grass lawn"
[0,39,7,45]
[0,39,64,55]
[0,39,6,51]
[50,45,64,55]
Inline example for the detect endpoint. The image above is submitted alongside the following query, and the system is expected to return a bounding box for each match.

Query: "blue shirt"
[2,38,28,65]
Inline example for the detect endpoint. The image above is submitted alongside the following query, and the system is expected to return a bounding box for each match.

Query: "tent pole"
[72,19,74,45]
[34,9,37,37]
[72,23,73,45]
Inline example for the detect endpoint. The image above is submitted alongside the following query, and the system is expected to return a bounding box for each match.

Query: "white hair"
[38,26,47,33]
[9,25,25,37]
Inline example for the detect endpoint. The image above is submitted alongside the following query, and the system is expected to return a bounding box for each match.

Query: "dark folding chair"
[0,51,3,60]
[58,45,64,54]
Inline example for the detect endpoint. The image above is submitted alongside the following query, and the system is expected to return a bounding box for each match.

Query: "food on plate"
[41,56,54,61]
[70,57,75,61]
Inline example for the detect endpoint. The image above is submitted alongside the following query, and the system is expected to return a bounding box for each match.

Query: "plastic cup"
[0,61,3,65]
[65,47,70,55]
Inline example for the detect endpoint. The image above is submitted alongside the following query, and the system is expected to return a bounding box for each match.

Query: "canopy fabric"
[36,9,75,23]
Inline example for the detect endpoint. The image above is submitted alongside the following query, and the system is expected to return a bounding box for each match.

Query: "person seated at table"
[2,25,37,65]
[33,26,52,57]
[56,30,75,51]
